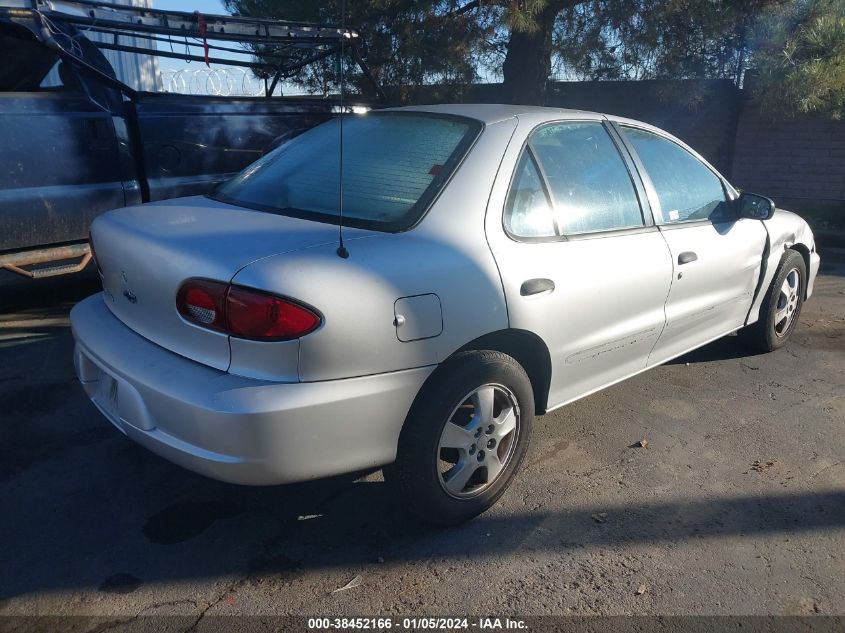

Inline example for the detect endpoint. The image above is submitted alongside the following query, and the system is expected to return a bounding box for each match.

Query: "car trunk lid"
[91,195,370,372]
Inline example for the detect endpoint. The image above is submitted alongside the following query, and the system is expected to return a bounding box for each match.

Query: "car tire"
[384,350,534,526]
[739,250,806,352]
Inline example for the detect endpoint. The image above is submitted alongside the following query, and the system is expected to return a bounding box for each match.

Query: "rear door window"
[525,122,644,236]
[214,113,481,232]
[504,152,556,238]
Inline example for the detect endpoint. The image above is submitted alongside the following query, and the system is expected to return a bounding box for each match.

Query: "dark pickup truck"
[0,0,380,278]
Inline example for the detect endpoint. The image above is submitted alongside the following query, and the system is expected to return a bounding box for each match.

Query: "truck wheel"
[739,250,806,352]
[384,351,534,526]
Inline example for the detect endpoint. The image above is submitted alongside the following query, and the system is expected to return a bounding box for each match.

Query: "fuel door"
[394,294,443,342]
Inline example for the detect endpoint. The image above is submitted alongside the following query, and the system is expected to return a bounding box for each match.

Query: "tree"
[548,0,789,84]
[471,0,776,102]
[551,0,845,119]
[223,0,594,103]
[498,0,581,103]
[222,0,491,99]
[224,0,845,118]
[750,0,845,118]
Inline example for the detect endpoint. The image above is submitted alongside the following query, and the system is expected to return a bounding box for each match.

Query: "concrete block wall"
[732,111,845,204]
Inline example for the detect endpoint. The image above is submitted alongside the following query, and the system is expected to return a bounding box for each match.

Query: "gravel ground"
[0,249,843,624]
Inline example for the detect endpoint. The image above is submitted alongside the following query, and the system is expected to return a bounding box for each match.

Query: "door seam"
[646,225,676,366]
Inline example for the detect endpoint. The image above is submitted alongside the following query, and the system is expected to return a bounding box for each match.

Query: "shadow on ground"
[667,334,764,365]
[2,437,843,599]
[1,316,841,599]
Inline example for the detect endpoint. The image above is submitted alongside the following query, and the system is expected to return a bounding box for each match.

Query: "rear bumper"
[70,294,433,485]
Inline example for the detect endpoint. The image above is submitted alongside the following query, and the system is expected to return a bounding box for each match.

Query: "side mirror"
[737,192,776,220]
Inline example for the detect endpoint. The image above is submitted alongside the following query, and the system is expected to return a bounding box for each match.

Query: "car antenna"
[335,0,350,259]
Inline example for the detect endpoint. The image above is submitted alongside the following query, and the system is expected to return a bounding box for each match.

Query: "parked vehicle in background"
[71,104,820,525]
[0,0,381,279]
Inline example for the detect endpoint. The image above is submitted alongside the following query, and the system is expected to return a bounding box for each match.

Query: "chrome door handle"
[520,278,555,296]
[678,251,698,265]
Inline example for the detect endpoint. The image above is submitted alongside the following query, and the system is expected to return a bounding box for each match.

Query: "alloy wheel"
[436,384,520,498]
[774,267,800,337]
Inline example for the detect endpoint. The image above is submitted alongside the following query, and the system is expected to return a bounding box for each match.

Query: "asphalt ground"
[0,248,843,626]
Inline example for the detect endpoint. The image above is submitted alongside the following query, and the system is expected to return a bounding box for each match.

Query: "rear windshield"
[213,112,482,232]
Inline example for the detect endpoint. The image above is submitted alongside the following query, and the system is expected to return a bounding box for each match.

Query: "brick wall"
[732,108,845,205]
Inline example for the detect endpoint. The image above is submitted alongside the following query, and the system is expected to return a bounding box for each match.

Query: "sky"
[152,0,251,75]
[116,1,327,95]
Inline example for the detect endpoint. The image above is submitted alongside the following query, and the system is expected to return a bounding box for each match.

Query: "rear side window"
[504,153,556,238]
[622,127,728,224]
[0,27,64,92]
[214,113,481,232]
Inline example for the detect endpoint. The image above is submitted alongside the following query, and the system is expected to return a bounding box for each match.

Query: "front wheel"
[739,249,806,352]
[384,351,534,526]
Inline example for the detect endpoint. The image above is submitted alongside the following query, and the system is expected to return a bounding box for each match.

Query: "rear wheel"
[384,351,534,526]
[739,250,806,352]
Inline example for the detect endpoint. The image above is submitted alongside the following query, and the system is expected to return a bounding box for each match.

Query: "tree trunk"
[501,0,572,105]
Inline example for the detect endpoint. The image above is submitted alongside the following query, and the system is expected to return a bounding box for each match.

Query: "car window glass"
[504,152,556,238]
[0,28,67,92]
[530,122,643,235]
[216,113,480,232]
[623,126,729,224]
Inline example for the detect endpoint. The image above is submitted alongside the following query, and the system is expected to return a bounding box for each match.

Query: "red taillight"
[227,286,321,340]
[176,279,228,332]
[176,279,321,341]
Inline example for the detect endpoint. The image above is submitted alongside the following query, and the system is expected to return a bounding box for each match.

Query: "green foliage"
[751,0,845,118]
[502,0,557,33]
[222,0,845,118]
[222,0,493,97]
[551,0,789,82]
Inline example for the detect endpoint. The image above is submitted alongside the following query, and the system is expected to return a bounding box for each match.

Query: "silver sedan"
[71,104,821,525]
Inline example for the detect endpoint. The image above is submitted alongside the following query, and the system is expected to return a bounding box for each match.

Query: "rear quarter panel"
[231,117,519,382]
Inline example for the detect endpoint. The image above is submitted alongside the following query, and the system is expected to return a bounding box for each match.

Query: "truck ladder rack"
[33,0,358,46]
[0,0,386,100]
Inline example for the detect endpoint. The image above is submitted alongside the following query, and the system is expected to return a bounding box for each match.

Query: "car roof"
[382,103,604,125]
